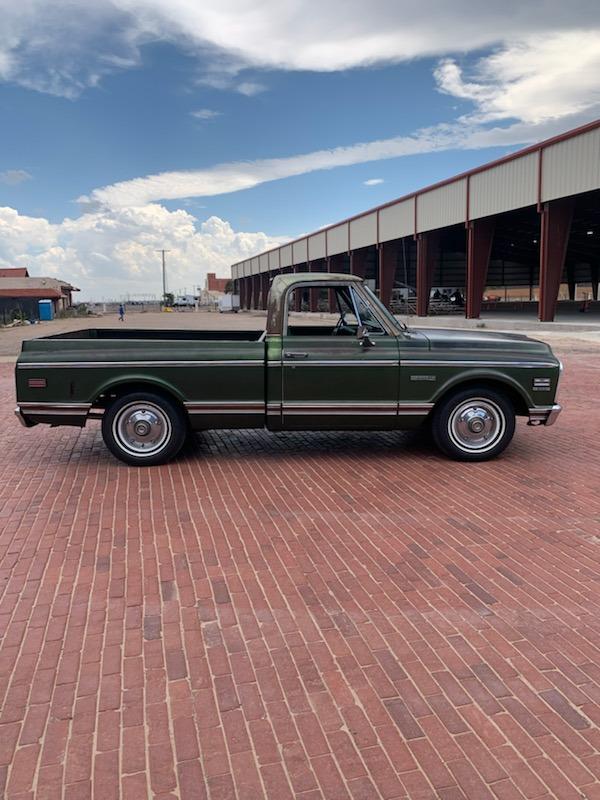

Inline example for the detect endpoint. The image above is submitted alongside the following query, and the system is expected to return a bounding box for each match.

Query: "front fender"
[431,369,535,412]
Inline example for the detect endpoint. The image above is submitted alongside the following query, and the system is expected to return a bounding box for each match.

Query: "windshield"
[362,284,405,332]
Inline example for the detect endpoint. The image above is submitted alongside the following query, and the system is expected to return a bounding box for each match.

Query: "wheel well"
[435,379,529,417]
[94,382,184,411]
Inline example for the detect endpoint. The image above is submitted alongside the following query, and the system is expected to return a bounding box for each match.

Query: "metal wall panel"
[259,254,269,272]
[251,257,260,275]
[327,223,349,256]
[268,250,280,269]
[470,153,538,219]
[292,238,308,265]
[308,231,326,260]
[280,245,292,268]
[417,179,467,232]
[350,212,377,250]
[379,199,414,242]
[542,128,600,202]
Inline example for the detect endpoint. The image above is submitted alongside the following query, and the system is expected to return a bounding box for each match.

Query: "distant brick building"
[205,272,229,293]
[0,267,79,321]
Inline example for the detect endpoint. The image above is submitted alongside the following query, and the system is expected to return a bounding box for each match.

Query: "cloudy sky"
[1,1,599,300]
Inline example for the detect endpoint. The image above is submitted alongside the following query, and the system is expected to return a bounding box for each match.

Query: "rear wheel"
[102,392,187,466]
[431,386,515,461]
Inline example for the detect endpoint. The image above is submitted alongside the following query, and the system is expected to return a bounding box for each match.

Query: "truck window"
[285,285,385,337]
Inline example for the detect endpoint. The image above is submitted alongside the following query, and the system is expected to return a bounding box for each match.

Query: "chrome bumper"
[528,403,562,426]
[14,406,36,428]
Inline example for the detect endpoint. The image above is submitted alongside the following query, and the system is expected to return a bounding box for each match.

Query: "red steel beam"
[538,198,574,322]
[378,242,396,310]
[416,232,439,317]
[260,272,270,310]
[466,218,496,319]
[350,249,368,279]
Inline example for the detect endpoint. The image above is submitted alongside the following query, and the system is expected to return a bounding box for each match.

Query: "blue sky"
[1,2,599,299]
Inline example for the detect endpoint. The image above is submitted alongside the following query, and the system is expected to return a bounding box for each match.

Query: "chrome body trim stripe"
[17,360,263,369]
[280,360,398,367]
[280,402,433,416]
[185,401,263,414]
[401,360,559,368]
[19,358,557,370]
[18,402,91,415]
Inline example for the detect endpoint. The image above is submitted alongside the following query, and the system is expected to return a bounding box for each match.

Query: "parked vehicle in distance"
[15,273,562,466]
[173,294,197,308]
[218,294,240,313]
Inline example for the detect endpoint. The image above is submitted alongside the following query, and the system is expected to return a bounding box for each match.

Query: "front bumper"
[527,403,562,426]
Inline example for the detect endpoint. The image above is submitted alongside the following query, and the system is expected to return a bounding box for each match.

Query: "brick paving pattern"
[1,343,600,799]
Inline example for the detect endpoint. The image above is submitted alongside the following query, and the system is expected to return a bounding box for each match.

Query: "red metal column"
[253,275,261,310]
[539,198,574,322]
[307,261,321,313]
[350,249,368,279]
[378,242,396,309]
[293,265,303,311]
[326,257,335,312]
[239,279,246,310]
[260,273,270,310]
[416,232,439,317]
[466,218,495,319]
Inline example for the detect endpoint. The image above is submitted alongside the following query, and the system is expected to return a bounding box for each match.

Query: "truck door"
[277,283,400,430]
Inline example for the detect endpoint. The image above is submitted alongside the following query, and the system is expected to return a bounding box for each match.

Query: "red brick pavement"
[1,347,600,799]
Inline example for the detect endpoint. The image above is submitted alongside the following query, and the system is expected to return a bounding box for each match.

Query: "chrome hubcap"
[448,398,505,453]
[113,402,171,457]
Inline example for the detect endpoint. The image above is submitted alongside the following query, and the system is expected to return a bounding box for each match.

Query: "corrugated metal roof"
[232,118,600,279]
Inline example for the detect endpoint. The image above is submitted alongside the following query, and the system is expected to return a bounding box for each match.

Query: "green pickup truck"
[15,272,562,466]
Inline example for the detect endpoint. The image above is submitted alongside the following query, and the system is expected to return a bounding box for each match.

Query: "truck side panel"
[16,338,266,429]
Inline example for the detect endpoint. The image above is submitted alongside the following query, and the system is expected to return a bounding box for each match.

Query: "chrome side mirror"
[357,325,375,347]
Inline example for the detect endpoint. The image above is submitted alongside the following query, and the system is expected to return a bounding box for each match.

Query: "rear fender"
[92,374,187,406]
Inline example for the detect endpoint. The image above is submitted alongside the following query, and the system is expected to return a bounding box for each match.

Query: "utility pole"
[156,249,171,300]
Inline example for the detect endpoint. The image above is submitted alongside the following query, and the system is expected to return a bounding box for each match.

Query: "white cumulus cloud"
[363,178,384,186]
[0,205,285,300]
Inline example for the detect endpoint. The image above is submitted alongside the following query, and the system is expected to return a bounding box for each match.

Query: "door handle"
[284,352,309,359]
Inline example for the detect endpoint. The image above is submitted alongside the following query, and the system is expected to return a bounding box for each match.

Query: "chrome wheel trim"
[447,397,506,453]
[112,402,172,457]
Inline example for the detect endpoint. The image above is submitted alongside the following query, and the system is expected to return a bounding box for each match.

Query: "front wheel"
[431,386,515,462]
[102,392,187,466]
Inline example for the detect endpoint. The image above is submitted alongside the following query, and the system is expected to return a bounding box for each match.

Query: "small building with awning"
[0,267,80,322]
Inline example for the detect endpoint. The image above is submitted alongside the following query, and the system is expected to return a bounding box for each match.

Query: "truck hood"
[416,327,555,358]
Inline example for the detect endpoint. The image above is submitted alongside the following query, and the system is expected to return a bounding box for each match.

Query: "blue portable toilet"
[38,299,54,321]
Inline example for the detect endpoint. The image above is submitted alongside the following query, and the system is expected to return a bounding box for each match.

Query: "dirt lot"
[1,316,600,799]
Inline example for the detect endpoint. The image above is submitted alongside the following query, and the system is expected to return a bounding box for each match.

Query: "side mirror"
[357,325,375,347]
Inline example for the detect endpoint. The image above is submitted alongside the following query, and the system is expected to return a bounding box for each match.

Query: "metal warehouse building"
[231,120,600,322]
